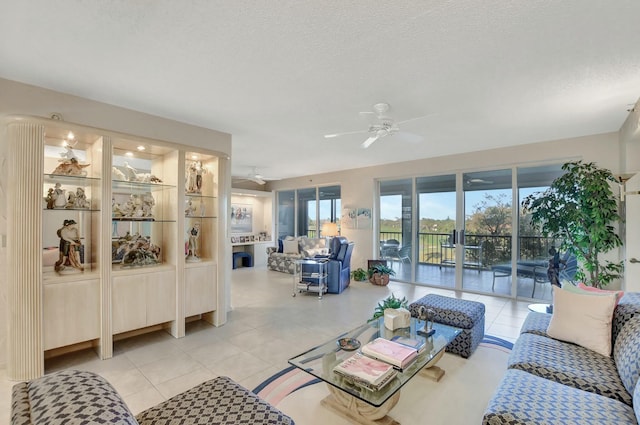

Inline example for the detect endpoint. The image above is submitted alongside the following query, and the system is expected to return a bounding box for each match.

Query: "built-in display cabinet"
[6,116,227,379]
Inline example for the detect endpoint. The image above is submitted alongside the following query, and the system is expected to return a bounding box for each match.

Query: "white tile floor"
[0,267,532,424]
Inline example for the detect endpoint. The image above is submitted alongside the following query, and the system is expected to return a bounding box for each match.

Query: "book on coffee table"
[333,352,398,392]
[361,337,418,370]
[390,335,427,353]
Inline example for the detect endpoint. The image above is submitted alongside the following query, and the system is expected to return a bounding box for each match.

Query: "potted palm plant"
[521,160,623,288]
[370,293,408,321]
[368,263,396,286]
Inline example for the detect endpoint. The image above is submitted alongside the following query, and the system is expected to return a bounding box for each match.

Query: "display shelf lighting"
[136,145,146,151]
[125,152,134,157]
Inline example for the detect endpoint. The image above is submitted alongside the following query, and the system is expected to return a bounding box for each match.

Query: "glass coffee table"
[288,317,461,425]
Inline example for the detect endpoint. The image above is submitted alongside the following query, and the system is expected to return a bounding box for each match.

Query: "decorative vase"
[369,273,390,286]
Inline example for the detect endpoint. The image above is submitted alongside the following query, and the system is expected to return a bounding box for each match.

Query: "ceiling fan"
[324,103,429,149]
[234,167,280,185]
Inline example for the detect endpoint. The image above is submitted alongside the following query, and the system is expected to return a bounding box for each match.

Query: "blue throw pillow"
[278,238,284,253]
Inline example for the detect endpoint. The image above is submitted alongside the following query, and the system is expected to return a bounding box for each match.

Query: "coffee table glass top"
[288,317,461,407]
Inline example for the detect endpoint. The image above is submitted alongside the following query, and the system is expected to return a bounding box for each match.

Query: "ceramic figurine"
[54,219,84,273]
[51,158,90,176]
[45,188,55,209]
[186,223,201,262]
[53,183,67,208]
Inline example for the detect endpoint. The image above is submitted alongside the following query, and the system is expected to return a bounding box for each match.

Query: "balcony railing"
[380,232,560,269]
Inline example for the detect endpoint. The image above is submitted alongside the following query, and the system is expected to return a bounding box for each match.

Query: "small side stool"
[409,294,485,358]
[232,252,253,269]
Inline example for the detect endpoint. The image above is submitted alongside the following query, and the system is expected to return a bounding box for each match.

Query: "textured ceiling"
[1,1,639,181]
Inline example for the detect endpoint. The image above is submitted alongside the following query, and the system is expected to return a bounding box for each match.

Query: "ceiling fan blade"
[248,176,266,185]
[325,129,369,138]
[394,131,423,144]
[362,135,380,149]
[396,113,436,126]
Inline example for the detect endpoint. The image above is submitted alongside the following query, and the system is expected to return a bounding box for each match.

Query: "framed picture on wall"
[231,203,253,233]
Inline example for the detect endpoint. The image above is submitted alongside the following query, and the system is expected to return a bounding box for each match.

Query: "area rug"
[254,335,513,425]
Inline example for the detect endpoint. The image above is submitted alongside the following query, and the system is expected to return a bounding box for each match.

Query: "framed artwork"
[341,207,356,229]
[356,208,372,229]
[231,203,253,233]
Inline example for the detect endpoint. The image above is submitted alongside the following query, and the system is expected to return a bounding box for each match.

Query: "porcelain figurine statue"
[54,219,84,273]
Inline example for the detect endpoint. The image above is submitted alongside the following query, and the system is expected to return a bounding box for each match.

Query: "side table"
[528,303,553,314]
[293,258,328,299]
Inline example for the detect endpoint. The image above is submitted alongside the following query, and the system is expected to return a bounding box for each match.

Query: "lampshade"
[321,222,339,237]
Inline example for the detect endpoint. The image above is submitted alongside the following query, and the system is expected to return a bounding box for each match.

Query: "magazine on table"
[390,335,427,354]
[361,337,418,370]
[333,352,398,392]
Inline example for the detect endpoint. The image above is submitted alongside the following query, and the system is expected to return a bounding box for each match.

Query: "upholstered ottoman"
[409,294,485,358]
[136,375,294,424]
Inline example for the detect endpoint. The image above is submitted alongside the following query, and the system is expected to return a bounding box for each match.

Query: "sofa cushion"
[577,282,625,304]
[519,311,551,337]
[282,239,299,254]
[614,293,640,345]
[136,376,294,425]
[547,286,617,356]
[508,332,631,405]
[615,315,640,395]
[482,369,637,425]
[634,378,640,422]
[13,369,138,425]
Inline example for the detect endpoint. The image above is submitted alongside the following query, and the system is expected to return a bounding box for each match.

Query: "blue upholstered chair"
[326,237,354,294]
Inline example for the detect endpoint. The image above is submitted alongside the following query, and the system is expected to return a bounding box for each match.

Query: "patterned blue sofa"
[12,369,294,425]
[267,236,328,274]
[483,293,640,424]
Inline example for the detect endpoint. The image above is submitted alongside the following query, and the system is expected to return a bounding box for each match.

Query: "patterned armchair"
[12,369,294,425]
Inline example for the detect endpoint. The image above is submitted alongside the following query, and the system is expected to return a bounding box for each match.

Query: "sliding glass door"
[415,175,457,288]
[377,164,565,300]
[379,179,413,281]
[461,169,512,293]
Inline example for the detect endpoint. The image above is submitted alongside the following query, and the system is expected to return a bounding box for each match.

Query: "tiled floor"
[0,267,532,424]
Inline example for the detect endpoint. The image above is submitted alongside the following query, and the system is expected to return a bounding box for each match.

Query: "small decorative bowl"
[337,337,361,351]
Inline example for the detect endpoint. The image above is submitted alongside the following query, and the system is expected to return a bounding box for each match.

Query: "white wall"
[268,132,622,274]
[0,78,232,369]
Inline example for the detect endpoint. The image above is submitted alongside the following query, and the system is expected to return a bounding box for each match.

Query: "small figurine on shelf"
[186,161,198,194]
[195,161,207,193]
[73,187,89,209]
[54,219,84,273]
[66,191,76,208]
[59,145,78,161]
[185,199,196,217]
[52,183,67,209]
[123,161,138,181]
[186,223,201,262]
[45,188,56,209]
[51,157,90,176]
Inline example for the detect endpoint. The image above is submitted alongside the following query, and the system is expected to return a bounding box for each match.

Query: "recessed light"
[137,145,146,151]
[67,131,74,140]
[125,152,133,157]
[191,154,199,160]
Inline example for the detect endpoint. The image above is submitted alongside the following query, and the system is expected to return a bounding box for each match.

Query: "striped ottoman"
[409,294,485,358]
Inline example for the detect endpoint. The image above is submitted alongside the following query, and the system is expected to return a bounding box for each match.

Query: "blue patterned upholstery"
[12,370,295,425]
[519,311,551,337]
[634,379,640,421]
[485,292,640,423]
[482,369,637,425]
[615,316,640,395]
[508,332,630,405]
[614,293,640,344]
[409,294,485,358]
[11,369,138,425]
[137,376,294,424]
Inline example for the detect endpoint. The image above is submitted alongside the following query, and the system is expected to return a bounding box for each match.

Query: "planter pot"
[369,273,390,286]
